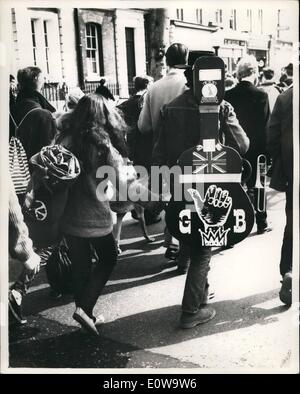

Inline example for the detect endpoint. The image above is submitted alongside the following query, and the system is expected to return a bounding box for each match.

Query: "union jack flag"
[192,149,227,174]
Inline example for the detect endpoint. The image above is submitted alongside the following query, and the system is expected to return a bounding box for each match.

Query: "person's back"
[259,67,279,112]
[268,86,293,184]
[225,58,270,179]
[14,67,57,160]
[138,43,189,142]
[153,90,249,168]
[118,76,153,165]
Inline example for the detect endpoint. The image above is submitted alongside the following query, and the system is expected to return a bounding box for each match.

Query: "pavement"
[7,189,298,371]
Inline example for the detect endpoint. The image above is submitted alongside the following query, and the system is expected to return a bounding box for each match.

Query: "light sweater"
[9,177,40,270]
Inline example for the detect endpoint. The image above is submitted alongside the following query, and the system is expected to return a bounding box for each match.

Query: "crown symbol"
[199,227,230,247]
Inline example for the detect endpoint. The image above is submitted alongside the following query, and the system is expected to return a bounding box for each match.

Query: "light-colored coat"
[138,68,187,143]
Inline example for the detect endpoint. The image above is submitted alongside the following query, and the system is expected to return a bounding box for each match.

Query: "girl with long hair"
[58,93,128,335]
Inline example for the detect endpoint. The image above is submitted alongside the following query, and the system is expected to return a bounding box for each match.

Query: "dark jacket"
[267,86,293,190]
[225,81,270,185]
[14,90,57,160]
[118,93,152,169]
[152,90,249,167]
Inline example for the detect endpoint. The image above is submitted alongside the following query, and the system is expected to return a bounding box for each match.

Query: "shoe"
[180,306,216,329]
[94,315,105,327]
[279,272,292,306]
[73,307,99,336]
[80,315,105,333]
[49,289,62,299]
[8,289,27,325]
[257,226,272,235]
[165,246,179,260]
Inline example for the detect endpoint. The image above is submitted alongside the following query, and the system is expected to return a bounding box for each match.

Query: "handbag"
[45,239,73,294]
[9,109,39,195]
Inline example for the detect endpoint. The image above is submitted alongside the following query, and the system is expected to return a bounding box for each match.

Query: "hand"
[188,185,232,231]
[24,253,41,275]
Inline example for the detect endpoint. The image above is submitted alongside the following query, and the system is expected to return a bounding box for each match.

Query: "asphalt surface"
[8,189,297,371]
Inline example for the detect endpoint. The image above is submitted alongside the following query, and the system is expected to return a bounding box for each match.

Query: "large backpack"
[9,108,39,195]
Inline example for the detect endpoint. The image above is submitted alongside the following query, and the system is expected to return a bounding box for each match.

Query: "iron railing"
[14,81,133,110]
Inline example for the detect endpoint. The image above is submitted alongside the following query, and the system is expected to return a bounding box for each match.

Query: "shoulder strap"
[14,107,41,138]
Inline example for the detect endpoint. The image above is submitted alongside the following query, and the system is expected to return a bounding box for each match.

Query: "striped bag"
[9,108,39,195]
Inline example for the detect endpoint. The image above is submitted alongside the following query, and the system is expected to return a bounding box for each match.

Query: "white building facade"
[9,4,297,103]
[10,7,147,98]
[167,4,297,76]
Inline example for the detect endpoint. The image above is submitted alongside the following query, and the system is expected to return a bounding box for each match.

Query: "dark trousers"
[181,243,212,314]
[64,232,117,319]
[280,184,293,276]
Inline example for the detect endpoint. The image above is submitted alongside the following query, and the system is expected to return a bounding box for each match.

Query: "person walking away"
[138,42,189,257]
[56,87,84,133]
[225,55,271,234]
[152,65,249,327]
[118,75,155,223]
[57,93,128,336]
[14,67,57,161]
[259,67,280,112]
[118,75,153,164]
[267,86,293,306]
[8,176,40,325]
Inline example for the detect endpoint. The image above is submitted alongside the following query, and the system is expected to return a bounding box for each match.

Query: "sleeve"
[152,107,167,166]
[267,95,282,159]
[137,90,153,134]
[9,177,40,270]
[220,101,250,155]
[261,91,271,125]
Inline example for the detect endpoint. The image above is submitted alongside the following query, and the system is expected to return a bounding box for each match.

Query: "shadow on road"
[9,288,288,368]
[99,289,288,349]
[9,315,198,369]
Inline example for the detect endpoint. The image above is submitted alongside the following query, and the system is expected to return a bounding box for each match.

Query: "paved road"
[8,189,297,371]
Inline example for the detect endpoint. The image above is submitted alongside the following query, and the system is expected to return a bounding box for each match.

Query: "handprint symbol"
[187,185,232,232]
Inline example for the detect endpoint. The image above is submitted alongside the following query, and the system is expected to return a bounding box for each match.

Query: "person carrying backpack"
[14,67,57,161]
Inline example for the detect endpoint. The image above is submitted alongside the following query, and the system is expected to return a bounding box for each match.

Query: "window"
[247,10,252,32]
[176,9,184,21]
[43,21,50,74]
[258,9,263,34]
[215,9,223,24]
[125,27,136,84]
[229,9,237,30]
[85,23,104,77]
[31,19,37,66]
[196,9,202,24]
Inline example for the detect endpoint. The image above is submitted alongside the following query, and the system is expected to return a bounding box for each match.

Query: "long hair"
[61,93,129,172]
